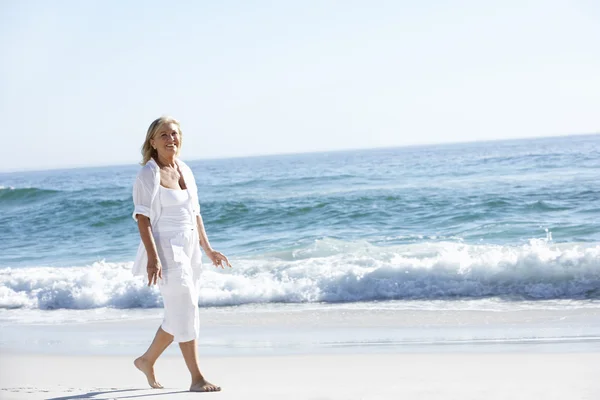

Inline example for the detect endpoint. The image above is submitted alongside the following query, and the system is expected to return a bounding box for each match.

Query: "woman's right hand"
[147,256,163,286]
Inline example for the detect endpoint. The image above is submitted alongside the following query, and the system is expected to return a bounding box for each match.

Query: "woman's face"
[151,122,181,158]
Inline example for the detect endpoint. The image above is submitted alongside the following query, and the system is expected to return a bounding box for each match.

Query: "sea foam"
[1,239,599,310]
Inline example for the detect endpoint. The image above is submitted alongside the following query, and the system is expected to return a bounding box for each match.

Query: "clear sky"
[1,0,599,172]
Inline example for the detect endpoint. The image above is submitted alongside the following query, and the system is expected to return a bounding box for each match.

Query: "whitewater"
[1,238,599,313]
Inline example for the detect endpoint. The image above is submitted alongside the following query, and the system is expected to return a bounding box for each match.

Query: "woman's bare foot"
[190,378,221,392]
[134,357,163,389]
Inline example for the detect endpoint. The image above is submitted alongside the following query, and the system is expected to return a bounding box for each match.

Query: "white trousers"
[154,227,203,343]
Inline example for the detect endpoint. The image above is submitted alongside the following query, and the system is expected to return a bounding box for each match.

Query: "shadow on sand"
[46,388,190,399]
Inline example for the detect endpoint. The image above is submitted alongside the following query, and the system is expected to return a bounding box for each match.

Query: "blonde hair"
[140,116,183,165]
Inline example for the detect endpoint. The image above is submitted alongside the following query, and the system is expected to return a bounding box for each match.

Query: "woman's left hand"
[207,249,232,269]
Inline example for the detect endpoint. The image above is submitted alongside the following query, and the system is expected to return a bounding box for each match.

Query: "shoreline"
[2,306,600,357]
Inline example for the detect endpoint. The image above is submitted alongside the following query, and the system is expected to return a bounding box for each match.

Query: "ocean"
[1,134,600,355]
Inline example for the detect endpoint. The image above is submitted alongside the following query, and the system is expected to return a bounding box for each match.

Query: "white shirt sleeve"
[189,176,201,216]
[181,161,201,216]
[194,195,201,216]
[132,168,154,221]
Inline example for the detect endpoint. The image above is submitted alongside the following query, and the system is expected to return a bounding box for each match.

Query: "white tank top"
[155,186,194,232]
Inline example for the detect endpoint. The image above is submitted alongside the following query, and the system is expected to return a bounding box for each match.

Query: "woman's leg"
[179,339,221,392]
[134,327,174,389]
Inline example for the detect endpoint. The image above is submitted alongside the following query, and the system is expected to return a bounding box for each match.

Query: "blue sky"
[1,0,599,171]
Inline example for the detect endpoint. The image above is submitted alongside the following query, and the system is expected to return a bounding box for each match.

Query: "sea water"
[1,134,599,354]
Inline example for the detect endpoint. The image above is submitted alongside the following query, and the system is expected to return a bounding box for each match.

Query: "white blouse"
[131,158,201,276]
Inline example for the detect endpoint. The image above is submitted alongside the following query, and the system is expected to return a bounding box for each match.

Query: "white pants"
[154,227,203,343]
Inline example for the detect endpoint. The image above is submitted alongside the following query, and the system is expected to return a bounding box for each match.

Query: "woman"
[131,116,231,392]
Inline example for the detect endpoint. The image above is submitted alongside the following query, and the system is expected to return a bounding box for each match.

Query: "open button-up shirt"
[131,158,201,276]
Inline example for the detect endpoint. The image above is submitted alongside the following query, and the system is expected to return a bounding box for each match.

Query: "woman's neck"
[155,154,177,168]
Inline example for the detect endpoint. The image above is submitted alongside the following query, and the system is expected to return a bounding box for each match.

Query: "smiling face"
[150,122,181,159]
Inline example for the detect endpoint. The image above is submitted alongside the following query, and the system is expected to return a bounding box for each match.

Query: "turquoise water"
[1,134,600,312]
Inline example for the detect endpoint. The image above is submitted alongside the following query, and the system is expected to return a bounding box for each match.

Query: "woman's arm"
[196,214,231,268]
[137,215,162,285]
[196,214,212,254]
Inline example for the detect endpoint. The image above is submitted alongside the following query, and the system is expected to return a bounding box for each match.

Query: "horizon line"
[2,131,598,174]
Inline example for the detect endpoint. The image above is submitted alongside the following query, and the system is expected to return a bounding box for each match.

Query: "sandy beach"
[2,305,600,399]
[1,352,598,399]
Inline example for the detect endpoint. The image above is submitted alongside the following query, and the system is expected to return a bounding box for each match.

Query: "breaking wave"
[1,238,600,310]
